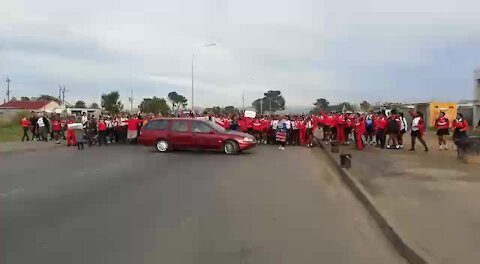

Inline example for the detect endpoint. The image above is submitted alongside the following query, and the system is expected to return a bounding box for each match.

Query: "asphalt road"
[0,144,405,264]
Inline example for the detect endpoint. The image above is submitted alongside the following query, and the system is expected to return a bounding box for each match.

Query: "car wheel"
[156,139,169,152]
[223,140,239,155]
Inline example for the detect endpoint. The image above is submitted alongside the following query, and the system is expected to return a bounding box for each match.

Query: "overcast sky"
[1,0,480,108]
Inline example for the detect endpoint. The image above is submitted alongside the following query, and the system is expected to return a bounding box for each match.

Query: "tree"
[252,90,286,114]
[37,94,62,104]
[329,102,355,113]
[90,103,100,109]
[224,106,239,115]
[101,91,123,114]
[20,96,30,101]
[360,100,371,112]
[74,100,87,108]
[310,98,330,114]
[167,92,188,113]
[139,97,170,115]
[10,97,18,101]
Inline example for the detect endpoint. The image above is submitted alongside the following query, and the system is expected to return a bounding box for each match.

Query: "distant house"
[0,100,61,113]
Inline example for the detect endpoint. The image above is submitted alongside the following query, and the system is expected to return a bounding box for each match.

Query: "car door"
[139,119,169,145]
[169,120,193,149]
[191,121,222,150]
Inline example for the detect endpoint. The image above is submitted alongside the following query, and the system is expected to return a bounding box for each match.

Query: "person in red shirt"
[298,117,307,145]
[245,117,254,135]
[51,117,62,144]
[452,113,469,141]
[66,116,77,146]
[238,117,247,133]
[435,111,450,150]
[261,117,270,144]
[354,113,366,150]
[20,116,31,142]
[252,117,263,142]
[375,112,388,149]
[98,117,108,146]
[336,113,346,145]
[345,113,354,145]
[126,115,141,143]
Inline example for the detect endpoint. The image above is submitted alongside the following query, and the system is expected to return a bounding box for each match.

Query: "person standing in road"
[375,112,387,149]
[435,111,450,151]
[97,117,108,146]
[20,116,31,142]
[36,113,49,142]
[452,113,469,141]
[305,116,314,147]
[409,111,429,152]
[276,116,288,150]
[398,112,408,149]
[51,117,62,144]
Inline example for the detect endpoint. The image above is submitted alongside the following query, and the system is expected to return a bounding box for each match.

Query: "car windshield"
[207,121,226,133]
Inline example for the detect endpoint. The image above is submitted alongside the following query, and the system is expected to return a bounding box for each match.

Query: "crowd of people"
[20,112,146,149]
[18,108,470,152]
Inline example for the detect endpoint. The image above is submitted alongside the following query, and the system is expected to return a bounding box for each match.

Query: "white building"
[474,70,480,127]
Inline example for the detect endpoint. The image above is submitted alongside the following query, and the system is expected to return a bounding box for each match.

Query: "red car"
[139,118,256,154]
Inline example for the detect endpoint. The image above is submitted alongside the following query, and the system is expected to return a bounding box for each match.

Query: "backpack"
[387,118,399,132]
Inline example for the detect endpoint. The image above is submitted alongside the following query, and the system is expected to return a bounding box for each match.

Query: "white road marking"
[0,188,25,198]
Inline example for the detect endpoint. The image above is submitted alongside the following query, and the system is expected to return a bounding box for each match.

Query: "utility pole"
[242,91,245,111]
[260,99,263,115]
[6,76,11,102]
[129,89,133,113]
[58,85,66,105]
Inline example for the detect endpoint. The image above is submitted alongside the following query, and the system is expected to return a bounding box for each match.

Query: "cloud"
[1,0,480,108]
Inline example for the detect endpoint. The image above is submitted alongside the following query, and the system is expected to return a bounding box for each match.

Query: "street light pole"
[6,76,11,102]
[191,43,216,113]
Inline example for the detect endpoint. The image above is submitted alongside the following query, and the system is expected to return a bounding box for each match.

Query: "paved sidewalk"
[0,141,64,154]
[317,131,480,264]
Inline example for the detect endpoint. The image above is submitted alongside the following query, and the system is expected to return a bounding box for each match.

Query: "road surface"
[0,144,405,264]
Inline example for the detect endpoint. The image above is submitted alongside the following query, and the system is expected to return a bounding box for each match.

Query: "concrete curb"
[313,137,430,264]
[0,143,65,155]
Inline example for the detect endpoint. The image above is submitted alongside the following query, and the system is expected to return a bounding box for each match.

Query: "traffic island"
[314,134,480,264]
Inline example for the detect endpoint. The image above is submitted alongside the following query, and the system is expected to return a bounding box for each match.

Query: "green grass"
[0,122,22,142]
[0,112,27,143]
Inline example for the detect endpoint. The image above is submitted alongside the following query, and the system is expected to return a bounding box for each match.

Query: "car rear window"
[144,120,169,131]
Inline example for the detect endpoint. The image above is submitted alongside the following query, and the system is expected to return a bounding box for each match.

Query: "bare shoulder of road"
[0,145,405,264]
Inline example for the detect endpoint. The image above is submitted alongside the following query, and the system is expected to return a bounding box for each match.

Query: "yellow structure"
[428,102,457,127]
[413,102,457,128]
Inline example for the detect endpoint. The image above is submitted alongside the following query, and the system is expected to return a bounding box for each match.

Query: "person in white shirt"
[36,113,48,141]
[398,112,408,149]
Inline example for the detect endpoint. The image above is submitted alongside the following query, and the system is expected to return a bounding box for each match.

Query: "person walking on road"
[452,113,469,141]
[409,111,429,152]
[20,116,31,142]
[36,113,49,142]
[97,117,108,146]
[435,111,450,150]
[398,112,408,149]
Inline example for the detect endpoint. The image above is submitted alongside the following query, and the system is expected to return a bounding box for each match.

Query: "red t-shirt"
[20,119,30,127]
[52,120,62,132]
[435,117,449,130]
[127,119,140,131]
[375,117,388,130]
[245,118,253,128]
[252,120,262,131]
[98,121,107,131]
